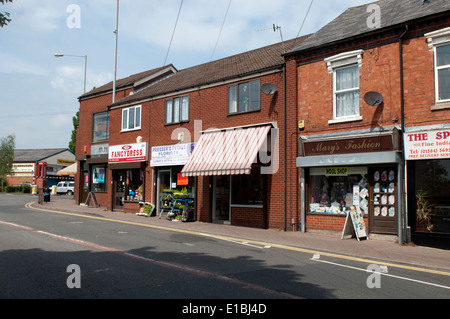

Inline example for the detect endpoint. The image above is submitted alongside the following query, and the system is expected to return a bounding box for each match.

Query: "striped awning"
[181,125,272,177]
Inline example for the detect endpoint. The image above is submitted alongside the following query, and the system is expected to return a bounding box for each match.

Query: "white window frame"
[325,50,364,124]
[165,96,189,124]
[425,27,450,105]
[121,105,141,132]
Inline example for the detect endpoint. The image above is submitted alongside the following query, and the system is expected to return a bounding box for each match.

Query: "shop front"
[297,129,403,238]
[181,123,277,229]
[151,143,196,221]
[404,127,450,240]
[109,142,148,213]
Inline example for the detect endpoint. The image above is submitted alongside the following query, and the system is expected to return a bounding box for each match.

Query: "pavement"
[26,195,450,274]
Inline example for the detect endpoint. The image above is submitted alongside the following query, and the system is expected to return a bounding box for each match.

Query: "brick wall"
[306,214,368,232]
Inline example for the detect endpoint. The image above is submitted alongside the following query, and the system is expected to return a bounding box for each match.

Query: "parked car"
[56,181,75,195]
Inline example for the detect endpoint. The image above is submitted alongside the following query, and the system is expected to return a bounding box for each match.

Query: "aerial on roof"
[108,35,310,108]
[14,149,72,163]
[287,0,450,55]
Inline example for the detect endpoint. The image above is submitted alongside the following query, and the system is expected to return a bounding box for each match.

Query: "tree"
[0,134,15,192]
[68,111,79,154]
[0,0,13,28]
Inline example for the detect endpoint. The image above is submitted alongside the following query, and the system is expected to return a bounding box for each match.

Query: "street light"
[54,53,88,94]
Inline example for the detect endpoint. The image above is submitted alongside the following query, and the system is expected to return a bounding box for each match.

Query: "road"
[1,194,449,305]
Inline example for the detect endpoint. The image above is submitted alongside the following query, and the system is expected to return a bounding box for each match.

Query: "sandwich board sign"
[341,206,368,241]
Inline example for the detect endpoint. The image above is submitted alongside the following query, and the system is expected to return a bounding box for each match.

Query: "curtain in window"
[174,98,180,123]
[336,66,359,117]
[181,96,189,121]
[166,100,173,123]
[229,86,237,113]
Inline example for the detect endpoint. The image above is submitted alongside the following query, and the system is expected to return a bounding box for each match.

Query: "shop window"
[92,112,109,143]
[124,169,144,201]
[91,164,107,193]
[122,105,141,131]
[415,160,450,234]
[228,80,260,114]
[166,96,189,124]
[325,50,363,124]
[308,167,369,215]
[231,168,264,207]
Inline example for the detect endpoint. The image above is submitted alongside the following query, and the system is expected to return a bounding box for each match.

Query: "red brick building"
[76,37,308,230]
[286,0,450,243]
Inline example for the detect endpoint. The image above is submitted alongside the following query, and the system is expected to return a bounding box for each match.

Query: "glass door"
[113,171,125,211]
[157,169,172,215]
[213,175,230,222]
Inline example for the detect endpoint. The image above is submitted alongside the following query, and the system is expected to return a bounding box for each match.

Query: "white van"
[56,181,75,195]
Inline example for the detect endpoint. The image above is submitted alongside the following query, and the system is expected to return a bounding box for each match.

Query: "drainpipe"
[399,25,408,245]
[283,65,287,232]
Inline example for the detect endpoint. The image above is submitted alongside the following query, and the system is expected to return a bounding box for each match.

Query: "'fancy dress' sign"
[109,143,148,163]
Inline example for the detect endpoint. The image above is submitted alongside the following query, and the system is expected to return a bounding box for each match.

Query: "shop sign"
[325,167,349,176]
[303,135,393,156]
[151,143,195,167]
[12,163,34,173]
[177,173,189,186]
[91,144,109,156]
[404,129,450,160]
[109,143,148,163]
[57,159,76,165]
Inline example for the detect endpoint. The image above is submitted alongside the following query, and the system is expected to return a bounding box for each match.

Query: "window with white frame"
[166,96,189,124]
[426,27,450,104]
[122,105,141,131]
[325,50,363,123]
[435,44,450,102]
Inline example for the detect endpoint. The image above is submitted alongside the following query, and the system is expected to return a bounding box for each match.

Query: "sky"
[0,0,372,150]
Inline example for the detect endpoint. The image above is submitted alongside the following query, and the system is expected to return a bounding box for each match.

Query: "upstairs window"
[166,96,189,124]
[122,105,141,131]
[228,80,260,114]
[325,50,363,124]
[335,65,360,118]
[426,27,450,106]
[92,112,109,143]
[436,44,450,102]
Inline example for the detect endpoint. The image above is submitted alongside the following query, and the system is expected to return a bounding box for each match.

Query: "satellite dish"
[261,83,278,95]
[364,91,384,106]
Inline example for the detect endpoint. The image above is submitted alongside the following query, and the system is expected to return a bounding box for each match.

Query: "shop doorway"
[212,175,230,222]
[369,167,398,235]
[80,171,89,204]
[112,171,126,211]
[157,169,172,214]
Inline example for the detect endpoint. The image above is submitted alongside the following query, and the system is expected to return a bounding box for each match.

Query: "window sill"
[120,128,141,133]
[164,120,189,127]
[227,109,261,117]
[431,101,450,111]
[328,116,363,125]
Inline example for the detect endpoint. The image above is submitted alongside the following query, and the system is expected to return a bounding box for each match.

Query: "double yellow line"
[25,202,450,277]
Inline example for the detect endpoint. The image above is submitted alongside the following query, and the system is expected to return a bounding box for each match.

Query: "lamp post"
[113,0,119,103]
[54,53,88,94]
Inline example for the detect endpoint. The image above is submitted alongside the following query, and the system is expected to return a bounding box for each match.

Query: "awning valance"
[182,124,272,177]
